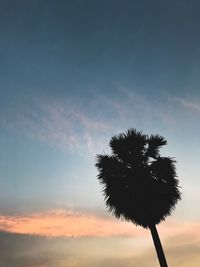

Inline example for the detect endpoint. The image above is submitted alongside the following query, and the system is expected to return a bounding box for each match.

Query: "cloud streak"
[0,208,199,240]
[0,209,144,237]
[1,88,200,157]
[0,87,174,156]
[1,97,112,155]
[173,97,200,112]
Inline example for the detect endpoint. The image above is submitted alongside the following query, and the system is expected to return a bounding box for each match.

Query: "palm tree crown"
[96,129,181,228]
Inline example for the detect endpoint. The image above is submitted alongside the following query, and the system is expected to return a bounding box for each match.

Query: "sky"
[0,0,200,266]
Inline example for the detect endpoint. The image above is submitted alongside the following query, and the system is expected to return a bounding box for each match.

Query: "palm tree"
[95,129,181,267]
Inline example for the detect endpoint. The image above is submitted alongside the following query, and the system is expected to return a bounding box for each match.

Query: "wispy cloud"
[0,89,158,156]
[0,209,144,237]
[0,208,199,240]
[1,98,111,155]
[1,88,198,156]
[173,97,200,112]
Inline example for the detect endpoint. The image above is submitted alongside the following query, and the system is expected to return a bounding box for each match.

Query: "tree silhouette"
[95,129,181,267]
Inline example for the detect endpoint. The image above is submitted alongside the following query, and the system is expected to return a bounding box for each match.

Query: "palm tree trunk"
[149,224,168,267]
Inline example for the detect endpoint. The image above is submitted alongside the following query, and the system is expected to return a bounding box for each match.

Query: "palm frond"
[146,134,167,159]
[109,129,147,164]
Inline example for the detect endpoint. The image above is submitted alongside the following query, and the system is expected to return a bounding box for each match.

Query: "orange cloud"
[0,209,144,237]
[0,209,199,239]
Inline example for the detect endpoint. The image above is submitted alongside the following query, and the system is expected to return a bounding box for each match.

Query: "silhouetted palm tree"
[95,129,181,267]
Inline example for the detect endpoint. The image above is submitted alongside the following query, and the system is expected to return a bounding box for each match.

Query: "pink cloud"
[0,209,144,237]
[0,209,199,240]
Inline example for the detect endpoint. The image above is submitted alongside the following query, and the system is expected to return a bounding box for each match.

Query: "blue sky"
[1,1,200,266]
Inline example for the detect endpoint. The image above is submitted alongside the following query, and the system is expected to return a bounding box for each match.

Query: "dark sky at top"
[1,0,200,106]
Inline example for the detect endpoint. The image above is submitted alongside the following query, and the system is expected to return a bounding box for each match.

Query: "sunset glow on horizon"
[0,209,143,237]
[0,208,199,241]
